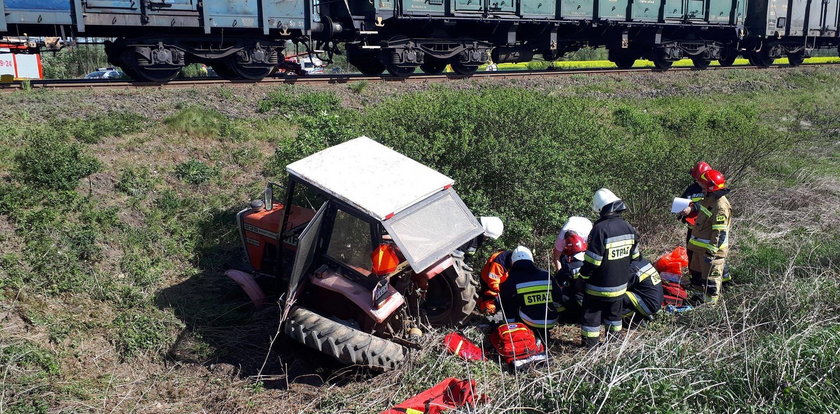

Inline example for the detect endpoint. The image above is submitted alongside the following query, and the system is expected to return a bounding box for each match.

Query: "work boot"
[582,336,600,349]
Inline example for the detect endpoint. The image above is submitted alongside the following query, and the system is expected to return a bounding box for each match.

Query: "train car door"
[686,0,707,19]
[597,0,628,20]
[788,0,808,35]
[488,0,517,14]
[808,0,839,36]
[454,0,485,13]
[631,0,660,21]
[561,0,595,19]
[662,0,684,21]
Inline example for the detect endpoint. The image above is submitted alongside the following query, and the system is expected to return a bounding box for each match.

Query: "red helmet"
[700,170,727,192]
[690,161,712,181]
[563,233,588,257]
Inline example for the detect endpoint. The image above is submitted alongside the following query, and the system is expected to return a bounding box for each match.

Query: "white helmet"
[555,216,594,251]
[592,188,620,214]
[511,245,534,264]
[480,216,504,240]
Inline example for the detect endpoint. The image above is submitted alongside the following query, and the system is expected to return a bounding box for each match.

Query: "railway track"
[0,62,832,91]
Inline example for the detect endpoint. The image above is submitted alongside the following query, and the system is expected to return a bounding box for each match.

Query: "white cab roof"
[286,137,455,221]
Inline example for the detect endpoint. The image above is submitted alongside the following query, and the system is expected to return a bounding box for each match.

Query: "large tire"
[284,307,407,371]
[420,257,477,326]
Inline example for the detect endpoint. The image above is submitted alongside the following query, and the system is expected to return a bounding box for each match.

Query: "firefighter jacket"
[688,190,732,259]
[499,261,558,329]
[480,250,512,293]
[626,259,663,317]
[555,255,583,287]
[580,201,640,298]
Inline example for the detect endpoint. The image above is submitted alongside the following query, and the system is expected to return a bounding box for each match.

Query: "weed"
[111,309,173,358]
[348,80,368,94]
[116,166,160,197]
[258,90,340,115]
[174,159,218,185]
[165,106,234,138]
[13,138,101,191]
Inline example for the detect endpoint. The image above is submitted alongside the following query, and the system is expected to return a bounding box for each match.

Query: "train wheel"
[347,46,386,76]
[652,55,673,71]
[691,57,711,70]
[386,62,416,77]
[611,55,637,69]
[750,50,773,68]
[223,62,274,81]
[450,61,479,76]
[718,48,738,67]
[420,57,447,75]
[120,50,181,83]
[787,52,805,67]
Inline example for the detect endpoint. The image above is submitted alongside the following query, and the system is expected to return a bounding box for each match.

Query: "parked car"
[84,68,123,79]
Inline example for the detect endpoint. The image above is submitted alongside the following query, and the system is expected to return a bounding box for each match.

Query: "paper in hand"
[671,197,692,214]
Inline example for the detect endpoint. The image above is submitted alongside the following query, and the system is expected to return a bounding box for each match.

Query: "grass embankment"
[492,56,840,71]
[0,67,838,412]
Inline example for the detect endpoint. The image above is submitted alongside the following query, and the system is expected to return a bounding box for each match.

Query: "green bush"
[174,159,218,185]
[13,139,101,191]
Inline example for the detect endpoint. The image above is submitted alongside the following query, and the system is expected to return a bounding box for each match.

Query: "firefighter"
[680,162,731,285]
[552,216,593,271]
[498,246,559,331]
[684,170,731,303]
[554,232,588,322]
[478,249,513,315]
[579,188,640,349]
[622,258,664,322]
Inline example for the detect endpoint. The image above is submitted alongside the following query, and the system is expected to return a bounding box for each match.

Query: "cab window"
[326,210,373,273]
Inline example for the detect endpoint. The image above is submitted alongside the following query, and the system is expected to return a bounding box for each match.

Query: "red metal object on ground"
[443,332,486,361]
[380,378,485,414]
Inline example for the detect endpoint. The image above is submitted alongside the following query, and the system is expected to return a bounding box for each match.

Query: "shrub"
[348,81,368,94]
[13,138,101,191]
[116,166,159,196]
[174,159,218,185]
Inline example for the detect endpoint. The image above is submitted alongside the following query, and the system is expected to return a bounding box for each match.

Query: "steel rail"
[0,62,833,92]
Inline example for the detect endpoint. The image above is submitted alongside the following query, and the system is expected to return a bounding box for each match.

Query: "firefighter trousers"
[688,253,725,302]
[580,294,622,349]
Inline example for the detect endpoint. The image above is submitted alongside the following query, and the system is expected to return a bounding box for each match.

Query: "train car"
[0,0,837,81]
[743,0,840,65]
[0,0,326,81]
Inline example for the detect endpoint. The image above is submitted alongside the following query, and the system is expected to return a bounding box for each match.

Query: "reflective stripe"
[584,251,602,266]
[605,239,634,249]
[625,291,653,316]
[585,283,627,297]
[711,224,727,230]
[608,324,622,332]
[581,325,601,337]
[516,284,551,294]
[690,236,719,253]
[699,205,713,217]
[604,234,635,244]
[516,280,548,289]
[519,310,557,329]
[636,263,655,281]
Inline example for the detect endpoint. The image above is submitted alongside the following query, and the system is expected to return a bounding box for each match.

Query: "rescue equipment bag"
[443,332,486,361]
[488,322,547,369]
[662,280,689,306]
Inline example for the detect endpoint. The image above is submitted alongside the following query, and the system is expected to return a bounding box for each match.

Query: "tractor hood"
[286,137,483,272]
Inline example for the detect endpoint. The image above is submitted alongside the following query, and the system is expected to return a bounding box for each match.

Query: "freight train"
[1,0,837,81]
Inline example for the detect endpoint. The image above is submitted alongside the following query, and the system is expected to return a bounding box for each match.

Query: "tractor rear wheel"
[285,307,407,371]
[417,257,477,326]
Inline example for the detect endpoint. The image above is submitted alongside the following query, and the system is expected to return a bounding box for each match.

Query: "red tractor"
[227,137,500,370]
